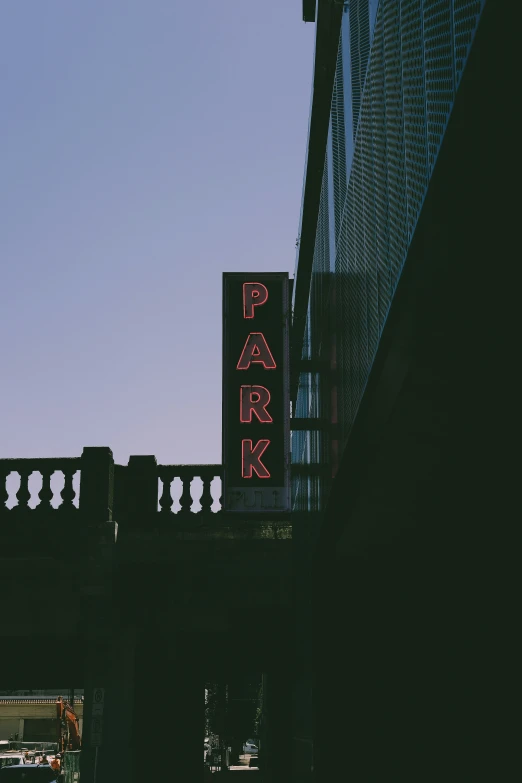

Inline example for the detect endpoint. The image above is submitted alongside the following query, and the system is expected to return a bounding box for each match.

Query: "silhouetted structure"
[0,449,294,782]
[0,2,514,781]
[291,1,513,780]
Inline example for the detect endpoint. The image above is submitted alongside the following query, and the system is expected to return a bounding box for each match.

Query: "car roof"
[1,765,51,769]
[0,766,56,774]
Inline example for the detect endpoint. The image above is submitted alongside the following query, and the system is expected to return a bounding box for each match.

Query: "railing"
[1,449,295,528]
[0,450,224,524]
[0,458,81,514]
[157,464,222,515]
[0,697,84,704]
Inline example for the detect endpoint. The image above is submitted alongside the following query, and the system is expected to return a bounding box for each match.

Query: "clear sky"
[1,1,315,467]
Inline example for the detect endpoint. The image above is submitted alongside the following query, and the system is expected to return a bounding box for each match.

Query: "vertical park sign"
[222,273,290,512]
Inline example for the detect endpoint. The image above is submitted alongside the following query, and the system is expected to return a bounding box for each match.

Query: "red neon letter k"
[242,439,270,479]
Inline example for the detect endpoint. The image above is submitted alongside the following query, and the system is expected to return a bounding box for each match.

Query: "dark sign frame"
[222,272,290,513]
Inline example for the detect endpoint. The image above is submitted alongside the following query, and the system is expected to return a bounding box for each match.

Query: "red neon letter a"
[242,439,270,478]
[237,333,276,370]
[243,282,268,319]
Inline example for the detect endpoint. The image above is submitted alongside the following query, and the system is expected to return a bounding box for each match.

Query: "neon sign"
[222,273,290,512]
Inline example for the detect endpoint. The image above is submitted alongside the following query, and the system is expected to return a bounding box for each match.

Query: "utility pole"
[69,688,75,750]
[218,681,228,772]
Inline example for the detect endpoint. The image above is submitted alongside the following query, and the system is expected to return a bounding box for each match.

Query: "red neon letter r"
[240,385,273,423]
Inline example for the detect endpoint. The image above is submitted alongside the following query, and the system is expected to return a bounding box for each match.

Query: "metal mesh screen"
[292,0,486,510]
[292,157,331,512]
[349,0,372,136]
[331,40,348,238]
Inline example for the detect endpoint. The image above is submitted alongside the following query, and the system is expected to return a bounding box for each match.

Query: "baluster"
[199,472,213,514]
[159,470,175,514]
[0,469,9,515]
[16,469,31,510]
[37,469,54,512]
[218,476,224,512]
[60,468,77,509]
[179,473,194,514]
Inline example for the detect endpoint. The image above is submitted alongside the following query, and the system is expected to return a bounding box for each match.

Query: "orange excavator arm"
[56,697,64,753]
[64,703,81,750]
[56,697,81,752]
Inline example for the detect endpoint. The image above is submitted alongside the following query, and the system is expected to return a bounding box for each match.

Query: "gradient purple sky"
[1,1,314,467]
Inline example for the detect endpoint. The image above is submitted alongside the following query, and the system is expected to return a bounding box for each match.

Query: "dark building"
[292,0,485,507]
[291,1,514,780]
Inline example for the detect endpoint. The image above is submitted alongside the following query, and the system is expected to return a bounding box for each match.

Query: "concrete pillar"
[132,631,204,781]
[80,635,110,783]
[168,655,204,780]
[124,455,158,532]
[18,719,24,740]
[261,670,292,783]
[79,446,114,516]
[96,624,137,783]
[313,554,358,782]
[292,512,319,782]
[78,447,115,783]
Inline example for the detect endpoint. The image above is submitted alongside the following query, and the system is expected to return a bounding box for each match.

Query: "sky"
[0,1,315,468]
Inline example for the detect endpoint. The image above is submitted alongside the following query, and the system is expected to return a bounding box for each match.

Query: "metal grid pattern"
[292,0,485,511]
[331,40,348,239]
[292,161,329,512]
[349,0,372,136]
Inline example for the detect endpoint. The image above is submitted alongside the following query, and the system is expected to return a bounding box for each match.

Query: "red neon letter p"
[243,282,268,319]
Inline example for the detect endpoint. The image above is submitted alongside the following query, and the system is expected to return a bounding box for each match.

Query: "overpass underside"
[0,504,299,782]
